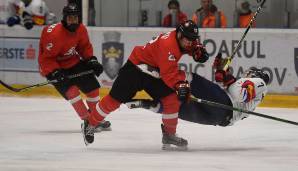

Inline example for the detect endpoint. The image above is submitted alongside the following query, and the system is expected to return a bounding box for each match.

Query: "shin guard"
[66,86,89,120]
[89,95,121,126]
[160,93,180,134]
[85,89,100,112]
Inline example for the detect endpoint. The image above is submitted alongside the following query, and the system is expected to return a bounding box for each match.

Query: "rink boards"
[1,85,298,108]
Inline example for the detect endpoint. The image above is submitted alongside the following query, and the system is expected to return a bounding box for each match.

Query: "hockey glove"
[86,56,103,77]
[192,44,209,63]
[213,53,231,71]
[212,53,225,70]
[23,12,34,30]
[46,69,69,84]
[175,81,190,102]
[215,70,236,87]
[7,16,20,27]
[241,80,256,103]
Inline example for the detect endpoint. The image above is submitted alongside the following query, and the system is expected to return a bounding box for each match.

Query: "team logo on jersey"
[64,46,78,56]
[295,48,298,77]
[102,31,124,79]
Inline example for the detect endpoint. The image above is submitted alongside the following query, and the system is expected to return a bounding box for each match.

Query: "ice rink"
[0,97,298,171]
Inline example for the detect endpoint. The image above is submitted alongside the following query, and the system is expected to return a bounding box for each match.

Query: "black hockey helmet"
[176,20,199,41]
[22,0,32,6]
[168,0,180,9]
[62,3,81,32]
[63,3,80,19]
[244,67,270,84]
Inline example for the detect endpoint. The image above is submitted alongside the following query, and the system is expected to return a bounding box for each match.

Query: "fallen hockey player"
[126,53,269,129]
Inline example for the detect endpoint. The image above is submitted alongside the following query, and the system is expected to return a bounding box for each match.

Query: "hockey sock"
[161,93,180,134]
[86,89,100,112]
[66,86,89,120]
[89,95,121,126]
[162,117,178,134]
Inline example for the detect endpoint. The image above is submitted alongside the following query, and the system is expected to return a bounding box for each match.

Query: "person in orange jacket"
[192,0,227,28]
[162,0,187,27]
[235,1,256,28]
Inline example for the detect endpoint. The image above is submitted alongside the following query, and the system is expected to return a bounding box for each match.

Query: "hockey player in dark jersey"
[81,20,209,150]
[38,3,109,132]
[126,53,269,127]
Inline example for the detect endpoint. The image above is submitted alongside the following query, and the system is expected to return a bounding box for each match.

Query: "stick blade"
[0,80,21,92]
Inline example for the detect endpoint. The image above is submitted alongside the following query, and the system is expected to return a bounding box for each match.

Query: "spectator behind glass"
[6,0,57,30]
[192,0,227,28]
[234,1,255,28]
[162,0,187,27]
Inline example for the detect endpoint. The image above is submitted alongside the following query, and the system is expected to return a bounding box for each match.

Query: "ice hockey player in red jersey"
[38,3,110,132]
[81,20,209,149]
[127,53,269,127]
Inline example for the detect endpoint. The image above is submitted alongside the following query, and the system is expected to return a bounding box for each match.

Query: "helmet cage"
[243,67,270,85]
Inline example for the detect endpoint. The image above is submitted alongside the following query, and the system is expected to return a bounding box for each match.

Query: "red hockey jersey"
[129,30,187,89]
[38,23,93,76]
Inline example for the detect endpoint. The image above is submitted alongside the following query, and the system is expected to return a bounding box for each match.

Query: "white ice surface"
[0,97,298,171]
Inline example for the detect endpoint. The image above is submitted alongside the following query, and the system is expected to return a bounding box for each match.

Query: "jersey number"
[47,23,58,33]
[144,32,171,48]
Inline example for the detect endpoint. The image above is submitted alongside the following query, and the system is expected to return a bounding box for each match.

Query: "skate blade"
[162,144,188,151]
[81,123,91,146]
[94,127,112,133]
[101,127,112,131]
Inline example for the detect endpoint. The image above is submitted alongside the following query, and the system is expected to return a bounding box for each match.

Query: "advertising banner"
[1,26,298,94]
[88,28,298,94]
[0,37,39,72]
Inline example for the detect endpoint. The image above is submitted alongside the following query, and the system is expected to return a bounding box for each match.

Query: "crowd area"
[162,0,255,28]
[0,0,255,30]
[0,0,57,30]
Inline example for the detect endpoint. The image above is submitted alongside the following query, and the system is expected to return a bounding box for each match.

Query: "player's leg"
[65,86,90,120]
[82,61,143,145]
[88,61,141,126]
[144,75,187,150]
[52,80,90,120]
[182,73,233,126]
[72,62,111,132]
[126,99,161,112]
[131,72,233,127]
[160,93,188,150]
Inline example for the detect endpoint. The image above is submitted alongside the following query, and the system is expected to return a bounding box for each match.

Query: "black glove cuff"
[87,56,98,63]
[193,49,209,63]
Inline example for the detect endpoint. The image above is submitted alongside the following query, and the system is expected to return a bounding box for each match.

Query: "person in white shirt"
[126,53,269,126]
[6,0,56,29]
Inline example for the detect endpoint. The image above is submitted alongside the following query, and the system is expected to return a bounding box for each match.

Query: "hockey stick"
[222,0,267,71]
[0,70,94,92]
[190,96,298,126]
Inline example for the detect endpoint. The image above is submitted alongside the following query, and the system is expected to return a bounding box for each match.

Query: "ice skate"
[126,99,160,113]
[126,99,158,109]
[161,124,188,151]
[81,120,95,146]
[95,120,112,132]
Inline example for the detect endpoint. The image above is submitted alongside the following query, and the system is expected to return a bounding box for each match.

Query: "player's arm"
[212,53,236,87]
[38,28,61,77]
[77,25,93,60]
[188,39,209,63]
[77,26,103,76]
[157,49,190,102]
